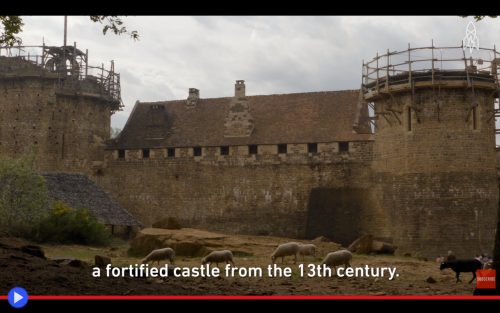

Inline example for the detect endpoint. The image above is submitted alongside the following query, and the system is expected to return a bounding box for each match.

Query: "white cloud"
[16,16,500,129]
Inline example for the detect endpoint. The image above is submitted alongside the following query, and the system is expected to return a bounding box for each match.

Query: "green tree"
[0,156,50,237]
[0,16,23,46]
[37,201,110,246]
[0,15,138,46]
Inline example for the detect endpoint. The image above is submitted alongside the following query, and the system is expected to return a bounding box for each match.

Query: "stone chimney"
[186,88,199,108]
[224,80,254,137]
[235,80,245,98]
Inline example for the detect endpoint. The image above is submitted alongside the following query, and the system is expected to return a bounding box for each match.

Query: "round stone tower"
[364,45,499,258]
[0,44,122,174]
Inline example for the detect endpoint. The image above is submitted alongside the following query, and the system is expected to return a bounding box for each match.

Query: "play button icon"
[8,287,28,308]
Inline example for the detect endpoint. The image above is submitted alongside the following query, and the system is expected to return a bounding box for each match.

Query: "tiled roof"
[108,90,373,149]
[43,173,142,227]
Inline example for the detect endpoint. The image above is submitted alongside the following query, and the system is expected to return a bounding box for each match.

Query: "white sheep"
[141,247,175,265]
[271,242,300,264]
[202,250,235,267]
[321,250,352,270]
[298,243,317,260]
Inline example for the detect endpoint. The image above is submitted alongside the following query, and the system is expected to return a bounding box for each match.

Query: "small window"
[278,144,287,154]
[308,143,318,154]
[193,147,202,156]
[220,146,229,156]
[142,149,150,159]
[167,148,175,157]
[339,142,349,154]
[249,145,258,155]
[118,149,125,159]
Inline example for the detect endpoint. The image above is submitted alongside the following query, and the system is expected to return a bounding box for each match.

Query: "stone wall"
[95,141,383,242]
[372,88,498,258]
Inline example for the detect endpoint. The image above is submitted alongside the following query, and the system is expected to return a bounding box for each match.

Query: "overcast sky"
[16,16,500,129]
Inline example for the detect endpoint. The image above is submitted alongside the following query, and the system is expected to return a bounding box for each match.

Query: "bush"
[0,156,50,237]
[0,156,109,246]
[36,201,110,246]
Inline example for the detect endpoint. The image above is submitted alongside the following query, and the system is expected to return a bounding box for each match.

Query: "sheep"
[298,243,317,261]
[202,250,235,267]
[271,242,300,264]
[439,259,483,283]
[141,247,175,265]
[321,250,353,271]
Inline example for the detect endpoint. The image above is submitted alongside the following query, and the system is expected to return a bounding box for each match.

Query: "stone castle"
[1,44,499,258]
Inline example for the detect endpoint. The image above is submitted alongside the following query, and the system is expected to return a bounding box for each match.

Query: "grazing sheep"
[440,259,482,283]
[298,244,317,260]
[141,247,175,265]
[271,242,300,264]
[321,250,352,270]
[202,250,235,267]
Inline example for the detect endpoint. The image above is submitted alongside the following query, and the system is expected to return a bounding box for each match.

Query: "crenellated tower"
[0,44,122,174]
[363,45,499,257]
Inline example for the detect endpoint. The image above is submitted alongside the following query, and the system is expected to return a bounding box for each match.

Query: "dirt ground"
[0,229,481,295]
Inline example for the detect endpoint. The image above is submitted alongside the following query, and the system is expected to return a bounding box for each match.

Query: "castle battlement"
[0,44,122,110]
[0,44,121,173]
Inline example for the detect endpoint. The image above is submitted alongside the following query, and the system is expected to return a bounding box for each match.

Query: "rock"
[21,245,46,259]
[53,275,69,283]
[52,258,88,268]
[347,234,373,254]
[10,255,28,261]
[128,233,210,257]
[152,217,182,230]
[312,236,331,242]
[68,259,88,268]
[128,235,165,257]
[95,255,112,267]
[426,276,437,283]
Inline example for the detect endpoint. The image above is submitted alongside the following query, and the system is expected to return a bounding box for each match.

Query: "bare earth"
[0,229,478,295]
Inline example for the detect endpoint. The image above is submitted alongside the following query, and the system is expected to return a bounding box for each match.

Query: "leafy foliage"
[0,16,138,46]
[89,16,139,40]
[462,16,498,22]
[0,16,23,46]
[473,16,498,21]
[0,156,49,237]
[37,201,110,246]
[0,156,109,245]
